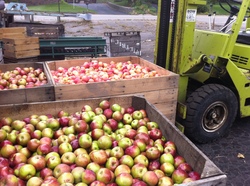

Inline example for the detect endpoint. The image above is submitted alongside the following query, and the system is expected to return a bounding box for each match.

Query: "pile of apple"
[50,60,162,84]
[0,100,201,186]
[0,66,48,90]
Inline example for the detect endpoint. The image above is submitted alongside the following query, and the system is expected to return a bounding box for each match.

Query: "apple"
[110,146,124,159]
[75,153,91,168]
[112,111,123,122]
[57,135,70,145]
[133,154,149,167]
[119,154,134,168]
[125,145,141,158]
[71,167,84,184]
[118,137,132,150]
[132,111,143,120]
[158,176,174,186]
[160,162,175,176]
[0,174,19,186]
[99,100,110,110]
[81,169,96,184]
[63,126,75,135]
[27,155,46,171]
[147,121,159,130]
[135,133,150,145]
[125,129,137,139]
[0,144,17,158]
[148,160,161,171]
[19,163,36,181]
[114,164,131,177]
[57,110,69,118]
[61,152,76,165]
[177,162,193,174]
[149,128,162,140]
[89,149,108,165]
[153,169,165,179]
[74,148,88,156]
[142,171,159,186]
[40,168,53,179]
[74,120,88,133]
[37,143,51,155]
[0,157,9,168]
[40,136,52,145]
[188,171,201,180]
[105,156,119,172]
[59,117,70,127]
[111,104,121,112]
[79,133,92,149]
[11,120,26,131]
[146,146,161,160]
[115,173,133,186]
[26,176,43,186]
[46,155,61,170]
[16,132,31,146]
[97,135,112,149]
[70,139,80,151]
[81,112,92,123]
[137,126,148,134]
[96,167,113,184]
[123,113,133,125]
[53,163,71,178]
[41,176,60,186]
[58,142,73,155]
[104,109,113,119]
[160,153,174,165]
[31,130,42,139]
[9,152,27,167]
[90,181,106,186]
[91,128,105,140]
[174,155,186,168]
[86,162,101,174]
[133,139,146,152]
[0,129,7,142]
[131,163,147,180]
[58,172,74,184]
[0,116,12,126]
[172,169,188,184]
[68,117,78,127]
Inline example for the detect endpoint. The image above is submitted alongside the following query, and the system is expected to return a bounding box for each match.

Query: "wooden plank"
[4,49,40,59]
[3,43,40,52]
[0,27,27,39]
[2,37,39,45]
[0,95,227,185]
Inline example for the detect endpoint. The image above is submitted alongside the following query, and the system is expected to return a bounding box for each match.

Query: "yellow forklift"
[155,0,250,143]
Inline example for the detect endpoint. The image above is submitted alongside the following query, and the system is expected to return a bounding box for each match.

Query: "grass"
[28,1,93,14]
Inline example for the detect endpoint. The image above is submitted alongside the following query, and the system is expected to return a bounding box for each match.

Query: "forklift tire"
[184,84,238,143]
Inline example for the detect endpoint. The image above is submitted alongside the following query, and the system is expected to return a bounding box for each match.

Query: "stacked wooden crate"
[0,27,40,63]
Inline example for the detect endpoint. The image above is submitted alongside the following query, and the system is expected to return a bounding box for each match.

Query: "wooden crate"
[0,62,55,105]
[0,27,27,39]
[3,37,40,59]
[0,95,227,185]
[45,56,179,123]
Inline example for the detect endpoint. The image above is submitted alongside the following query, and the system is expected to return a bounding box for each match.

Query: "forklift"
[155,0,250,143]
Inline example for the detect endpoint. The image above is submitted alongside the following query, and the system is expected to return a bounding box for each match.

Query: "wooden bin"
[0,62,55,105]
[0,95,227,185]
[0,27,27,40]
[45,56,179,123]
[3,37,40,59]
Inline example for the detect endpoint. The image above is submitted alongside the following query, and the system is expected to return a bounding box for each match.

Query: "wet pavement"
[195,117,250,186]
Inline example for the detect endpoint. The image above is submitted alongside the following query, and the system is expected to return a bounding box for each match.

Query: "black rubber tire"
[183,84,238,143]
